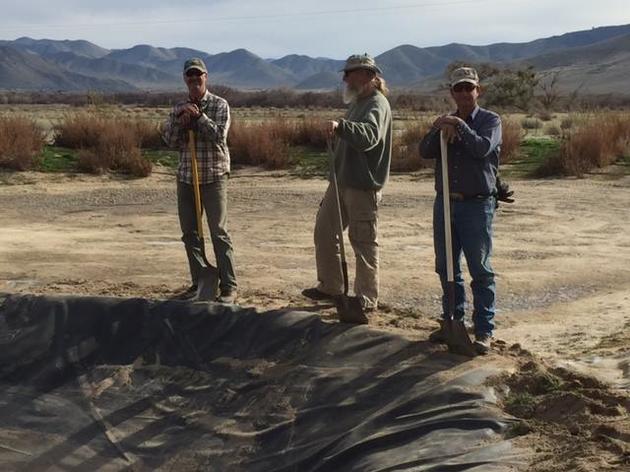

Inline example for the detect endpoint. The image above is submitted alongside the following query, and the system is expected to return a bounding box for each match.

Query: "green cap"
[183,58,207,74]
[340,53,382,74]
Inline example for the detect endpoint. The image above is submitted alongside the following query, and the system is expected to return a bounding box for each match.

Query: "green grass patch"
[290,147,328,178]
[503,137,561,178]
[38,146,79,172]
[143,149,179,169]
[504,392,538,418]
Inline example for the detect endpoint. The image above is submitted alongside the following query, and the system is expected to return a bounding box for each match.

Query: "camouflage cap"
[183,58,207,74]
[450,67,479,87]
[340,53,382,74]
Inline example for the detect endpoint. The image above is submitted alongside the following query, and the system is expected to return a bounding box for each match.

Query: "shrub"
[0,115,45,170]
[544,124,562,136]
[77,148,110,174]
[228,116,330,169]
[392,121,433,171]
[54,112,153,177]
[294,117,328,149]
[537,111,554,121]
[549,113,630,177]
[560,117,574,130]
[229,120,292,169]
[132,120,164,149]
[501,119,523,163]
[521,117,543,130]
[97,122,152,177]
[54,112,104,148]
[536,113,630,177]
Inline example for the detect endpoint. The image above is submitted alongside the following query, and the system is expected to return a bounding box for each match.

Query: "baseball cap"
[183,58,207,74]
[450,67,479,87]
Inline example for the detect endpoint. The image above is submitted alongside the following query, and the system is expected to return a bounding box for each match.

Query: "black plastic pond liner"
[0,294,521,471]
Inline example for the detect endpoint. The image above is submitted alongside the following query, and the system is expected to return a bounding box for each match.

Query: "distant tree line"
[1,74,630,111]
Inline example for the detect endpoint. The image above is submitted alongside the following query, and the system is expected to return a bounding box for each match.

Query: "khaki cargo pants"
[314,184,380,308]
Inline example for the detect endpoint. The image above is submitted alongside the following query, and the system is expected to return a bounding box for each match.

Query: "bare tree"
[538,71,561,111]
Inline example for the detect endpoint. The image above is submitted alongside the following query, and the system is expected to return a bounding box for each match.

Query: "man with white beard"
[302,54,393,318]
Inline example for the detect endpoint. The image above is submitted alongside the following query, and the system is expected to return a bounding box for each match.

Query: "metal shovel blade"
[336,295,368,324]
[195,265,219,302]
[443,319,477,357]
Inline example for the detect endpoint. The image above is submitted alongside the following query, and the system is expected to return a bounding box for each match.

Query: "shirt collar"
[189,89,210,105]
[453,105,480,122]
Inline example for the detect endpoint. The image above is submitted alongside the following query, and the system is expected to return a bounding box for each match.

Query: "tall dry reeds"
[556,113,630,177]
[0,115,45,171]
[392,121,433,171]
[55,112,154,176]
[229,116,329,169]
[501,118,524,163]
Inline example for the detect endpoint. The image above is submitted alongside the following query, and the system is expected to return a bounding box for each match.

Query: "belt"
[441,192,494,201]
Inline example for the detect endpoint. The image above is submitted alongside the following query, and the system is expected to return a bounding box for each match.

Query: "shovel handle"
[188,130,204,240]
[440,131,457,319]
[327,137,350,297]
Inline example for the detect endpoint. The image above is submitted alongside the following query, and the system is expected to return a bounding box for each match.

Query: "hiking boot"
[302,287,338,302]
[217,289,237,304]
[428,326,448,344]
[360,297,377,313]
[473,334,492,355]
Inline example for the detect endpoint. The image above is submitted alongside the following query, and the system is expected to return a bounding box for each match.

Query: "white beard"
[342,84,359,104]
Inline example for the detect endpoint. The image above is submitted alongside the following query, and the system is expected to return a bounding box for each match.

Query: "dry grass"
[229,119,292,169]
[501,118,524,163]
[54,112,153,176]
[229,117,329,169]
[392,121,433,171]
[553,114,630,177]
[0,115,46,170]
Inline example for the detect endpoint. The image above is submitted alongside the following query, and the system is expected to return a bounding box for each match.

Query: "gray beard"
[342,85,359,105]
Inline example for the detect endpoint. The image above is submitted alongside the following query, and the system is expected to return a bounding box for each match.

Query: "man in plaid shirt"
[162,57,237,303]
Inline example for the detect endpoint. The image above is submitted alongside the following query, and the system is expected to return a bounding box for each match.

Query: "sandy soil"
[1,166,629,470]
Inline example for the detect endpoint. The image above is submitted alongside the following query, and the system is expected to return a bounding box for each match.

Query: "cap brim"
[339,65,383,74]
[451,78,479,87]
[184,66,206,74]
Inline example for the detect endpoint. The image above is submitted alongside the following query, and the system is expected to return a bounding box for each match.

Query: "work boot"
[359,296,377,313]
[428,324,448,344]
[217,289,237,304]
[473,334,492,355]
[302,287,338,302]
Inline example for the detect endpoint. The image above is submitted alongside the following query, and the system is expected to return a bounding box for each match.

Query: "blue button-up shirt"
[419,106,502,196]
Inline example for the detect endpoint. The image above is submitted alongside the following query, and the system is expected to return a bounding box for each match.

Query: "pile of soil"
[493,344,630,471]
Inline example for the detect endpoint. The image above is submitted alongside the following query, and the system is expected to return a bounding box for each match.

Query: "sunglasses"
[186,70,205,78]
[452,82,477,92]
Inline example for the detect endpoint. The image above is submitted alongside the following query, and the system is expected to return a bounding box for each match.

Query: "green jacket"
[334,90,393,191]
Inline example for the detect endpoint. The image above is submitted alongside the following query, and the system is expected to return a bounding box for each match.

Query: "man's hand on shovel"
[327,120,339,137]
[433,115,463,144]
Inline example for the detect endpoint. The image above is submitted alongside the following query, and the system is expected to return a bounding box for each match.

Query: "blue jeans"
[433,196,496,336]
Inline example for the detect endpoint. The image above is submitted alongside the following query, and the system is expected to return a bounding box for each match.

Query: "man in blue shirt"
[419,67,502,354]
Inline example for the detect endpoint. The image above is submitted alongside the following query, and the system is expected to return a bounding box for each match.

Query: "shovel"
[188,130,220,302]
[327,138,368,324]
[440,130,476,356]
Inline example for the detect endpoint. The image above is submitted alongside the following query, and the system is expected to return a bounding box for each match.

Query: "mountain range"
[1,24,629,94]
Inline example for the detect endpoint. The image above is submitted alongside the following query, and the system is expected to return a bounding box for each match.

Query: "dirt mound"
[493,347,630,471]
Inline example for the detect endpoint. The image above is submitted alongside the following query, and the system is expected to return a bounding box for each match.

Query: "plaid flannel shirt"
[162,90,231,184]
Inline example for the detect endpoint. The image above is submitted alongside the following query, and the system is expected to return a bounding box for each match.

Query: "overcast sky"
[2,0,629,58]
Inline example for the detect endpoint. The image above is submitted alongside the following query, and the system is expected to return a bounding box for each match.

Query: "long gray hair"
[372,76,389,96]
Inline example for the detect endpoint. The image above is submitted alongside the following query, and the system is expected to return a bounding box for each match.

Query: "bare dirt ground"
[1,166,629,471]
